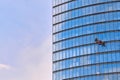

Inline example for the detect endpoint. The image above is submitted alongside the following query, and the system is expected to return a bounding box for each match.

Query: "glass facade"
[52,0,120,80]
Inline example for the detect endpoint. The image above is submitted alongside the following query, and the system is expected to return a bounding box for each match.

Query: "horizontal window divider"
[53,61,120,73]
[53,40,120,53]
[62,72,120,80]
[53,20,120,34]
[53,30,120,44]
[53,1,120,16]
[53,10,120,25]
[53,50,120,63]
[53,0,75,8]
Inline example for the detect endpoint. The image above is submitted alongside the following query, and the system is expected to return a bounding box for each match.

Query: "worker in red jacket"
[95,38,105,46]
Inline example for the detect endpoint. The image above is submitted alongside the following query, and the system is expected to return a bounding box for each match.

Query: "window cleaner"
[95,38,105,46]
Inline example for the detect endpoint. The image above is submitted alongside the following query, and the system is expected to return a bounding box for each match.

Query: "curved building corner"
[52,0,120,80]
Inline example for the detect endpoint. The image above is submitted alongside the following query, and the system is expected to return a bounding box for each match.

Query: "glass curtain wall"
[52,0,120,80]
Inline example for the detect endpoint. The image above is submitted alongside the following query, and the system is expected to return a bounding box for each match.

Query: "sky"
[0,0,52,80]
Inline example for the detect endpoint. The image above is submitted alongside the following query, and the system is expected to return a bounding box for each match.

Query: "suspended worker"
[95,38,105,47]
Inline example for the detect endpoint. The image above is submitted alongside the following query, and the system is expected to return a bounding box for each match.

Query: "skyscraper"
[52,0,120,80]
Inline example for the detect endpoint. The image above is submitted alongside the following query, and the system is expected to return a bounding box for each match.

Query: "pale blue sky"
[0,0,52,80]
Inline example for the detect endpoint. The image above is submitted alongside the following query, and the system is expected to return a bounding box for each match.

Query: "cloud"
[17,35,52,80]
[0,64,11,70]
[0,0,52,80]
